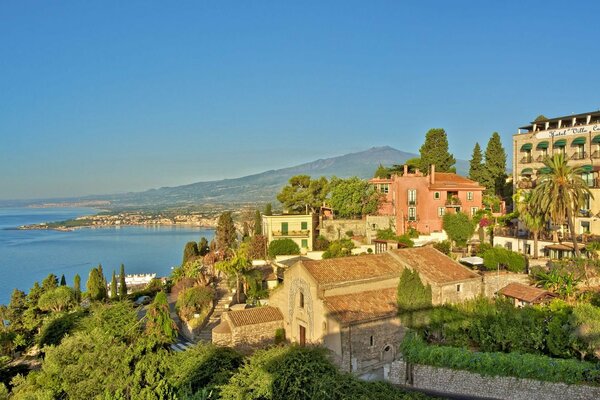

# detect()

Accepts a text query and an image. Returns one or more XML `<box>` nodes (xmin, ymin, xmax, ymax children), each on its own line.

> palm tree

<box><xmin>515</xmin><ymin>189</ymin><xmax>546</xmax><ymax>258</ymax></box>
<box><xmin>530</xmin><ymin>153</ymin><xmax>592</xmax><ymax>258</ymax></box>
<box><xmin>215</xmin><ymin>245</ymin><xmax>252</xmax><ymax>303</ymax></box>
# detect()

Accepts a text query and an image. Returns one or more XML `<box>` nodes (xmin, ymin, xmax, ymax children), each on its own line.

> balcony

<box><xmin>520</xmin><ymin>156</ymin><xmax>533</xmax><ymax>164</ymax></box>
<box><xmin>517</xmin><ymin>180</ymin><xmax>535</xmax><ymax>189</ymax></box>
<box><xmin>408</xmin><ymin>199</ymin><xmax>417</xmax><ymax>206</ymax></box>
<box><xmin>272</xmin><ymin>230</ymin><xmax>310</xmax><ymax>237</ymax></box>
<box><xmin>570</xmin><ymin>152</ymin><xmax>588</xmax><ymax>160</ymax></box>
<box><xmin>445</xmin><ymin>196</ymin><xmax>462</xmax><ymax>207</ymax></box>
<box><xmin>592</xmin><ymin>151</ymin><xmax>600</xmax><ymax>159</ymax></box>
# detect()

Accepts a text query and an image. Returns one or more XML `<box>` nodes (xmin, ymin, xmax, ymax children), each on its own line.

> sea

<box><xmin>0</xmin><ymin>207</ymin><xmax>214</xmax><ymax>305</ymax></box>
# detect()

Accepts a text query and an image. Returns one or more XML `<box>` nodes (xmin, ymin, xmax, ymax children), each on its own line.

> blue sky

<box><xmin>1</xmin><ymin>1</ymin><xmax>599</xmax><ymax>200</ymax></box>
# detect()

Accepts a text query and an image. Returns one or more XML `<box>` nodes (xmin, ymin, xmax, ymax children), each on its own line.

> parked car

<box><xmin>134</xmin><ymin>295</ymin><xmax>151</xmax><ymax>306</ymax></box>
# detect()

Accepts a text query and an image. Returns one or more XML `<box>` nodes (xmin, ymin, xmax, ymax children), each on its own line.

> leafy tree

<box><xmin>373</xmin><ymin>163</ymin><xmax>390</xmax><ymax>178</ymax></box>
<box><xmin>531</xmin><ymin>153</ymin><xmax>592</xmax><ymax>259</ymax></box>
<box><xmin>405</xmin><ymin>158</ymin><xmax>421</xmax><ymax>173</ymax></box>
<box><xmin>277</xmin><ymin>175</ymin><xmax>328</xmax><ymax>214</ymax></box>
<box><xmin>248</xmin><ymin>234</ymin><xmax>268</xmax><ymax>260</ymax></box>
<box><xmin>570</xmin><ymin>303</ymin><xmax>600</xmax><ymax>361</ymax></box>
<box><xmin>481</xmin><ymin>247</ymin><xmax>526</xmax><ymax>273</ymax></box>
<box><xmin>182</xmin><ymin>241</ymin><xmax>200</xmax><ymax>265</ymax></box>
<box><xmin>322</xmin><ymin>239</ymin><xmax>355</xmax><ymax>259</ymax></box>
<box><xmin>145</xmin><ymin>291</ymin><xmax>177</xmax><ymax>345</ymax></box>
<box><xmin>110</xmin><ymin>271</ymin><xmax>118</xmax><ymax>300</ymax></box>
<box><xmin>328</xmin><ymin>177</ymin><xmax>381</xmax><ymax>218</ymax></box>
<box><xmin>26</xmin><ymin>282</ymin><xmax>43</xmax><ymax>309</ymax></box>
<box><xmin>86</xmin><ymin>266</ymin><xmax>107</xmax><ymax>301</ymax></box>
<box><xmin>442</xmin><ymin>212</ymin><xmax>475</xmax><ymax>247</ymax></box>
<box><xmin>515</xmin><ymin>189</ymin><xmax>545</xmax><ymax>258</ymax></box>
<box><xmin>198</xmin><ymin>237</ymin><xmax>210</xmax><ymax>256</ymax></box>
<box><xmin>41</xmin><ymin>274</ymin><xmax>58</xmax><ymax>293</ymax></box>
<box><xmin>216</xmin><ymin>212</ymin><xmax>237</xmax><ymax>254</ymax></box>
<box><xmin>38</xmin><ymin>286</ymin><xmax>76</xmax><ymax>313</ymax></box>
<box><xmin>216</xmin><ymin>246</ymin><xmax>252</xmax><ymax>303</ymax></box>
<box><xmin>484</xmin><ymin>132</ymin><xmax>507</xmax><ymax>196</ymax></box>
<box><xmin>418</xmin><ymin>128</ymin><xmax>456</xmax><ymax>173</ymax></box>
<box><xmin>59</xmin><ymin>274</ymin><xmax>67</xmax><ymax>286</ymax></box>
<box><xmin>119</xmin><ymin>264</ymin><xmax>127</xmax><ymax>299</ymax></box>
<box><xmin>267</xmin><ymin>239</ymin><xmax>300</xmax><ymax>258</ymax></box>
<box><xmin>253</xmin><ymin>210</ymin><xmax>262</xmax><ymax>235</ymax></box>
<box><xmin>73</xmin><ymin>275</ymin><xmax>81</xmax><ymax>302</ymax></box>
<box><xmin>468</xmin><ymin>142</ymin><xmax>486</xmax><ymax>185</ymax></box>
<box><xmin>264</xmin><ymin>203</ymin><xmax>272</xmax><ymax>216</ymax></box>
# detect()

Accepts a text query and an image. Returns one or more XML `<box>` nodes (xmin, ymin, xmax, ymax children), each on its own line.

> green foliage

<box><xmin>73</xmin><ymin>274</ymin><xmax>81</xmax><ymax>302</ymax></box>
<box><xmin>432</xmin><ymin>240</ymin><xmax>451</xmax><ymax>255</ymax></box>
<box><xmin>59</xmin><ymin>275</ymin><xmax>66</xmax><ymax>287</ymax></box>
<box><xmin>532</xmin><ymin>268</ymin><xmax>580</xmax><ymax>299</ymax></box>
<box><xmin>468</xmin><ymin>142</ymin><xmax>485</xmax><ymax>184</ymax></box>
<box><xmin>198</xmin><ymin>237</ymin><xmax>210</xmax><ymax>257</ymax></box>
<box><xmin>176</xmin><ymin>286</ymin><xmax>214</xmax><ymax>322</ymax></box>
<box><xmin>313</xmin><ymin>235</ymin><xmax>330</xmax><ymax>251</ymax></box>
<box><xmin>277</xmin><ymin>175</ymin><xmax>328</xmax><ymax>214</ymax></box>
<box><xmin>345</xmin><ymin>230</ymin><xmax>354</xmax><ymax>237</ymax></box>
<box><xmin>216</xmin><ymin>212</ymin><xmax>237</xmax><ymax>253</ymax></box>
<box><xmin>401</xmin><ymin>333</ymin><xmax>600</xmax><ymax>385</ymax></box>
<box><xmin>119</xmin><ymin>264</ymin><xmax>127</xmax><ymax>300</ymax></box>
<box><xmin>264</xmin><ymin>203</ymin><xmax>273</xmax><ymax>216</ymax></box>
<box><xmin>418</xmin><ymin>128</ymin><xmax>456</xmax><ymax>173</ymax></box>
<box><xmin>322</xmin><ymin>239</ymin><xmax>355</xmax><ymax>259</ymax></box>
<box><xmin>274</xmin><ymin>328</ymin><xmax>286</xmax><ymax>345</ymax></box>
<box><xmin>375</xmin><ymin>228</ymin><xmax>415</xmax><ymax>247</ymax></box>
<box><xmin>268</xmin><ymin>239</ymin><xmax>300</xmax><ymax>258</ymax></box>
<box><xmin>41</xmin><ymin>274</ymin><xmax>59</xmax><ymax>293</ymax></box>
<box><xmin>442</xmin><ymin>212</ymin><xmax>475</xmax><ymax>247</ymax></box>
<box><xmin>253</xmin><ymin>210</ymin><xmax>262</xmax><ymax>236</ymax></box>
<box><xmin>86</xmin><ymin>265</ymin><xmax>107</xmax><ymax>301</ymax></box>
<box><xmin>145</xmin><ymin>292</ymin><xmax>178</xmax><ymax>345</ymax></box>
<box><xmin>570</xmin><ymin>303</ymin><xmax>600</xmax><ymax>361</ymax></box>
<box><xmin>248</xmin><ymin>234</ymin><xmax>268</xmax><ymax>260</ymax></box>
<box><xmin>183</xmin><ymin>241</ymin><xmax>200</xmax><ymax>266</ymax></box>
<box><xmin>37</xmin><ymin>286</ymin><xmax>76</xmax><ymax>313</ymax></box>
<box><xmin>110</xmin><ymin>271</ymin><xmax>118</xmax><ymax>300</ymax></box>
<box><xmin>327</xmin><ymin>177</ymin><xmax>380</xmax><ymax>218</ymax></box>
<box><xmin>397</xmin><ymin>269</ymin><xmax>432</xmax><ymax>328</ymax></box>
<box><xmin>481</xmin><ymin>247</ymin><xmax>526</xmax><ymax>273</ymax></box>
<box><xmin>483</xmin><ymin>132</ymin><xmax>507</xmax><ymax>196</ymax></box>
<box><xmin>215</xmin><ymin>246</ymin><xmax>253</xmax><ymax>303</ymax></box>
<box><xmin>373</xmin><ymin>163</ymin><xmax>390</xmax><ymax>179</ymax></box>
<box><xmin>37</xmin><ymin>311</ymin><xmax>82</xmax><ymax>348</ymax></box>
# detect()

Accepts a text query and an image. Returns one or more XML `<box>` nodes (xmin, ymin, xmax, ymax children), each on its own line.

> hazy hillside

<box><xmin>100</xmin><ymin>146</ymin><xmax>469</xmax><ymax>207</ymax></box>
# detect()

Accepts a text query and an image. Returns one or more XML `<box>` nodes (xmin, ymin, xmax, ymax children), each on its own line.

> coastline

<box><xmin>18</xmin><ymin>221</ymin><xmax>218</xmax><ymax>232</ymax></box>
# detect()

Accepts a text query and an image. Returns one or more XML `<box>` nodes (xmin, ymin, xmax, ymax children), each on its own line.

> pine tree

<box><xmin>60</xmin><ymin>274</ymin><xmax>67</xmax><ymax>286</ymax></box>
<box><xmin>119</xmin><ymin>264</ymin><xmax>127</xmax><ymax>299</ymax></box>
<box><xmin>110</xmin><ymin>271</ymin><xmax>118</xmax><ymax>300</ymax></box>
<box><xmin>216</xmin><ymin>212</ymin><xmax>237</xmax><ymax>254</ymax></box>
<box><xmin>484</xmin><ymin>132</ymin><xmax>507</xmax><ymax>196</ymax></box>
<box><xmin>468</xmin><ymin>142</ymin><xmax>486</xmax><ymax>184</ymax></box>
<box><xmin>419</xmin><ymin>128</ymin><xmax>456</xmax><ymax>173</ymax></box>
<box><xmin>73</xmin><ymin>274</ymin><xmax>81</xmax><ymax>302</ymax></box>
<box><xmin>373</xmin><ymin>164</ymin><xmax>390</xmax><ymax>178</ymax></box>
<box><xmin>41</xmin><ymin>274</ymin><xmax>58</xmax><ymax>293</ymax></box>
<box><xmin>253</xmin><ymin>210</ymin><xmax>262</xmax><ymax>235</ymax></box>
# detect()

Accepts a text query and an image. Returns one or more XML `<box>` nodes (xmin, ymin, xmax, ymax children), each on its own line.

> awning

<box><xmin>520</xmin><ymin>143</ymin><xmax>532</xmax><ymax>151</ymax></box>
<box><xmin>459</xmin><ymin>256</ymin><xmax>484</xmax><ymax>266</ymax></box>
<box><xmin>580</xmin><ymin>165</ymin><xmax>593</xmax><ymax>173</ymax></box>
<box><xmin>536</xmin><ymin>141</ymin><xmax>549</xmax><ymax>149</ymax></box>
<box><xmin>554</xmin><ymin>139</ymin><xmax>567</xmax><ymax>147</ymax></box>
<box><xmin>521</xmin><ymin>168</ymin><xmax>533</xmax><ymax>176</ymax></box>
<box><xmin>539</xmin><ymin>167</ymin><xmax>552</xmax><ymax>174</ymax></box>
<box><xmin>593</xmin><ymin>135</ymin><xmax>600</xmax><ymax>144</ymax></box>
<box><xmin>572</xmin><ymin>137</ymin><xmax>586</xmax><ymax>145</ymax></box>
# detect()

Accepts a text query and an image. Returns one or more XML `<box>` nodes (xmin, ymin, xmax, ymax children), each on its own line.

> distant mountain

<box><xmin>98</xmin><ymin>146</ymin><xmax>469</xmax><ymax>207</ymax></box>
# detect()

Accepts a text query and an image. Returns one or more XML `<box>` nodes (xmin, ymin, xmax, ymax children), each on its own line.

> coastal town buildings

<box><xmin>261</xmin><ymin>213</ymin><xmax>318</xmax><ymax>252</ymax></box>
<box><xmin>369</xmin><ymin>165</ymin><xmax>484</xmax><ymax>235</ymax></box>
<box><xmin>513</xmin><ymin>111</ymin><xmax>600</xmax><ymax>236</ymax></box>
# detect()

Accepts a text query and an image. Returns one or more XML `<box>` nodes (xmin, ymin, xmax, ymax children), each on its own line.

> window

<box><xmin>434</xmin><ymin>191</ymin><xmax>440</xmax><ymax>200</ymax></box>
<box><xmin>299</xmin><ymin>292</ymin><xmax>304</xmax><ymax>308</ymax></box>
<box><xmin>380</xmin><ymin>183</ymin><xmax>389</xmax><ymax>194</ymax></box>
<box><xmin>583</xmin><ymin>193</ymin><xmax>591</xmax><ymax>210</ymax></box>
<box><xmin>456</xmin><ymin>284</ymin><xmax>462</xmax><ymax>293</ymax></box>
<box><xmin>505</xmin><ymin>242</ymin><xmax>513</xmax><ymax>251</ymax></box>
<box><xmin>467</xmin><ymin>192</ymin><xmax>473</xmax><ymax>201</ymax></box>
<box><xmin>471</xmin><ymin>207</ymin><xmax>478</xmax><ymax>216</ymax></box>
<box><xmin>438</xmin><ymin>207</ymin><xmax>445</xmax><ymax>217</ymax></box>
<box><xmin>408</xmin><ymin>207</ymin><xmax>416</xmax><ymax>221</ymax></box>
<box><xmin>408</xmin><ymin>189</ymin><xmax>417</xmax><ymax>205</ymax></box>
<box><xmin>301</xmin><ymin>221</ymin><xmax>308</xmax><ymax>230</ymax></box>
<box><xmin>369</xmin><ymin>335</ymin><xmax>374</xmax><ymax>347</ymax></box>
<box><xmin>281</xmin><ymin>222</ymin><xmax>288</xmax><ymax>235</ymax></box>
<box><xmin>301</xmin><ymin>239</ymin><xmax>308</xmax><ymax>248</ymax></box>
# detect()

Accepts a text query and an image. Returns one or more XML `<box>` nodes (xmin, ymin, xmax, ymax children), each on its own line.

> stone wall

<box><xmin>388</xmin><ymin>360</ymin><xmax>600</xmax><ymax>400</ymax></box>
<box><xmin>365</xmin><ymin>215</ymin><xmax>395</xmax><ymax>243</ymax></box>
<box><xmin>481</xmin><ymin>272</ymin><xmax>530</xmax><ymax>298</ymax></box>
<box><xmin>320</xmin><ymin>219</ymin><xmax>366</xmax><ymax>241</ymax></box>
<box><xmin>339</xmin><ymin>318</ymin><xmax>405</xmax><ymax>374</ymax></box>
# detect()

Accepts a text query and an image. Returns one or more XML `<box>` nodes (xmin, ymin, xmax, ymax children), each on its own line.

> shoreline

<box><xmin>18</xmin><ymin>222</ymin><xmax>217</xmax><ymax>232</ymax></box>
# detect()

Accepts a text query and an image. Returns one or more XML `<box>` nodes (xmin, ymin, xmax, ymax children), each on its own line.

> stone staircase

<box><xmin>196</xmin><ymin>279</ymin><xmax>233</xmax><ymax>342</ymax></box>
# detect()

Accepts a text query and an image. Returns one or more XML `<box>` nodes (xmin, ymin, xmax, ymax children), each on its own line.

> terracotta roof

<box><xmin>430</xmin><ymin>172</ymin><xmax>484</xmax><ymax>190</ymax></box>
<box><xmin>276</xmin><ymin>256</ymin><xmax>313</xmax><ymax>267</ymax></box>
<box><xmin>323</xmin><ymin>288</ymin><xmax>398</xmax><ymax>325</ymax></box>
<box><xmin>227</xmin><ymin>306</ymin><xmax>283</xmax><ymax>327</ymax></box>
<box><xmin>300</xmin><ymin>253</ymin><xmax>405</xmax><ymax>286</ymax></box>
<box><xmin>389</xmin><ymin>247</ymin><xmax>480</xmax><ymax>284</ymax></box>
<box><xmin>498</xmin><ymin>283</ymin><xmax>557</xmax><ymax>304</ymax></box>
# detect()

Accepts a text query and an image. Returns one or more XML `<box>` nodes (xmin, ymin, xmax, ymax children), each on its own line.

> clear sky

<box><xmin>1</xmin><ymin>1</ymin><xmax>599</xmax><ymax>200</ymax></box>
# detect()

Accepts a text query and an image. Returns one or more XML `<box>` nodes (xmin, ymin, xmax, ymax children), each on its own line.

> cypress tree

<box><xmin>373</xmin><ymin>164</ymin><xmax>390</xmax><ymax>179</ymax></box>
<box><xmin>253</xmin><ymin>210</ymin><xmax>262</xmax><ymax>236</ymax></box>
<box><xmin>397</xmin><ymin>269</ymin><xmax>432</xmax><ymax>328</ymax></box>
<box><xmin>198</xmin><ymin>237</ymin><xmax>210</xmax><ymax>256</ymax></box>
<box><xmin>60</xmin><ymin>274</ymin><xmax>67</xmax><ymax>286</ymax></box>
<box><xmin>264</xmin><ymin>203</ymin><xmax>272</xmax><ymax>216</ymax></box>
<box><xmin>419</xmin><ymin>128</ymin><xmax>456</xmax><ymax>173</ymax></box>
<box><xmin>119</xmin><ymin>264</ymin><xmax>127</xmax><ymax>299</ymax></box>
<box><xmin>182</xmin><ymin>241</ymin><xmax>199</xmax><ymax>265</ymax></box>
<box><xmin>86</xmin><ymin>266</ymin><xmax>107</xmax><ymax>301</ymax></box>
<box><xmin>484</xmin><ymin>132</ymin><xmax>507</xmax><ymax>196</ymax></box>
<box><xmin>216</xmin><ymin>212</ymin><xmax>237</xmax><ymax>253</ymax></box>
<box><xmin>73</xmin><ymin>274</ymin><xmax>81</xmax><ymax>302</ymax></box>
<box><xmin>468</xmin><ymin>142</ymin><xmax>486</xmax><ymax>184</ymax></box>
<box><xmin>110</xmin><ymin>271</ymin><xmax>118</xmax><ymax>300</ymax></box>
<box><xmin>145</xmin><ymin>291</ymin><xmax>178</xmax><ymax>344</ymax></box>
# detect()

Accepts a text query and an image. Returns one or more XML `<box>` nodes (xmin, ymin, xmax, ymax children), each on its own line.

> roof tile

<box><xmin>227</xmin><ymin>306</ymin><xmax>283</xmax><ymax>327</ymax></box>
<box><xmin>323</xmin><ymin>288</ymin><xmax>398</xmax><ymax>325</ymax></box>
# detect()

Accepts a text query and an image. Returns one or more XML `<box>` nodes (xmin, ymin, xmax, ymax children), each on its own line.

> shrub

<box><xmin>314</xmin><ymin>235</ymin><xmax>330</xmax><ymax>251</ymax></box>
<box><xmin>442</xmin><ymin>212</ymin><xmax>475</xmax><ymax>247</ymax></box>
<box><xmin>375</xmin><ymin>228</ymin><xmax>414</xmax><ymax>248</ymax></box>
<box><xmin>268</xmin><ymin>239</ymin><xmax>300</xmax><ymax>258</ymax></box>
<box><xmin>176</xmin><ymin>286</ymin><xmax>215</xmax><ymax>323</ymax></box>
<box><xmin>274</xmin><ymin>328</ymin><xmax>286</xmax><ymax>345</ymax></box>
<box><xmin>476</xmin><ymin>242</ymin><xmax>493</xmax><ymax>256</ymax></box>
<box><xmin>482</xmin><ymin>247</ymin><xmax>526</xmax><ymax>272</ymax></box>
<box><xmin>433</xmin><ymin>241</ymin><xmax>451</xmax><ymax>255</ymax></box>
<box><xmin>322</xmin><ymin>239</ymin><xmax>355</xmax><ymax>259</ymax></box>
<box><xmin>345</xmin><ymin>230</ymin><xmax>354</xmax><ymax>238</ymax></box>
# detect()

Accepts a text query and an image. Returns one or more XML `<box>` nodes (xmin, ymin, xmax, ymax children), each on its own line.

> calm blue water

<box><xmin>0</xmin><ymin>207</ymin><xmax>214</xmax><ymax>305</ymax></box>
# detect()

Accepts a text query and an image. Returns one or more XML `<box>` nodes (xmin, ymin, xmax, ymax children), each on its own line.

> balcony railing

<box><xmin>592</xmin><ymin>150</ymin><xmax>600</xmax><ymax>159</ymax></box>
<box><xmin>570</xmin><ymin>152</ymin><xmax>588</xmax><ymax>160</ymax></box>
<box><xmin>520</xmin><ymin>156</ymin><xmax>532</xmax><ymax>164</ymax></box>
<box><xmin>517</xmin><ymin>180</ymin><xmax>535</xmax><ymax>189</ymax></box>
<box><xmin>272</xmin><ymin>230</ymin><xmax>310</xmax><ymax>237</ymax></box>
<box><xmin>408</xmin><ymin>199</ymin><xmax>417</xmax><ymax>206</ymax></box>
<box><xmin>445</xmin><ymin>197</ymin><xmax>462</xmax><ymax>207</ymax></box>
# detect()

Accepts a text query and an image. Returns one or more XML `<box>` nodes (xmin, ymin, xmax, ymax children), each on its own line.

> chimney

<box><xmin>403</xmin><ymin>164</ymin><xmax>408</xmax><ymax>176</ymax></box>
<box><xmin>430</xmin><ymin>164</ymin><xmax>436</xmax><ymax>184</ymax></box>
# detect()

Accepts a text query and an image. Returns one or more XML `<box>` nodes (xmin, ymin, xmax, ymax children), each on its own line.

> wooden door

<box><xmin>299</xmin><ymin>325</ymin><xmax>306</xmax><ymax>346</ymax></box>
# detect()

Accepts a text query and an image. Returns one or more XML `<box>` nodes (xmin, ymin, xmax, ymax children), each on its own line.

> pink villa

<box><xmin>370</xmin><ymin>165</ymin><xmax>484</xmax><ymax>235</ymax></box>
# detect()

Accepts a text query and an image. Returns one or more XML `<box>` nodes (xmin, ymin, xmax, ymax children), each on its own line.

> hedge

<box><xmin>482</xmin><ymin>247</ymin><xmax>526</xmax><ymax>272</ymax></box>
<box><xmin>400</xmin><ymin>333</ymin><xmax>600</xmax><ymax>385</ymax></box>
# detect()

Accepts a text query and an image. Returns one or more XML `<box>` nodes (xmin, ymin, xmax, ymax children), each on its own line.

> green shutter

<box><xmin>520</xmin><ymin>143</ymin><xmax>532</xmax><ymax>151</ymax></box>
<box><xmin>554</xmin><ymin>139</ymin><xmax>566</xmax><ymax>147</ymax></box>
<box><xmin>539</xmin><ymin>167</ymin><xmax>552</xmax><ymax>174</ymax></box>
<box><xmin>572</xmin><ymin>137</ymin><xmax>586</xmax><ymax>145</ymax></box>
<box><xmin>536</xmin><ymin>141</ymin><xmax>549</xmax><ymax>149</ymax></box>
<box><xmin>592</xmin><ymin>135</ymin><xmax>600</xmax><ymax>143</ymax></box>
<box><xmin>301</xmin><ymin>221</ymin><xmax>308</xmax><ymax>230</ymax></box>
<box><xmin>580</xmin><ymin>165</ymin><xmax>593</xmax><ymax>173</ymax></box>
<box><xmin>281</xmin><ymin>222</ymin><xmax>288</xmax><ymax>235</ymax></box>
<box><xmin>521</xmin><ymin>168</ymin><xmax>533</xmax><ymax>176</ymax></box>
<box><xmin>301</xmin><ymin>239</ymin><xmax>308</xmax><ymax>248</ymax></box>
